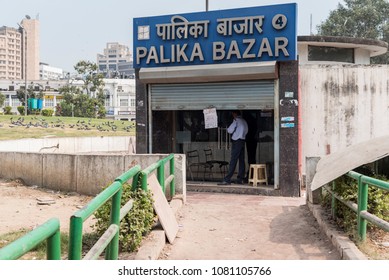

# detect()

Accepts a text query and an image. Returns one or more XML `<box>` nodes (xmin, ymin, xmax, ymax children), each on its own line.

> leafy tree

<box><xmin>16</xmin><ymin>85</ymin><xmax>44</xmax><ymax>106</ymax></box>
<box><xmin>0</xmin><ymin>92</ymin><xmax>5</xmax><ymax>108</ymax></box>
<box><xmin>74</xmin><ymin>60</ymin><xmax>105</xmax><ymax>97</ymax></box>
<box><xmin>317</xmin><ymin>0</ymin><xmax>389</xmax><ymax>64</ymax></box>
<box><xmin>58</xmin><ymin>61</ymin><xmax>106</xmax><ymax>118</ymax></box>
<box><xmin>15</xmin><ymin>85</ymin><xmax>45</xmax><ymax>115</ymax></box>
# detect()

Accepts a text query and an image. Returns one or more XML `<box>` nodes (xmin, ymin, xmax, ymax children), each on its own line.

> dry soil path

<box><xmin>160</xmin><ymin>192</ymin><xmax>341</xmax><ymax>260</ymax></box>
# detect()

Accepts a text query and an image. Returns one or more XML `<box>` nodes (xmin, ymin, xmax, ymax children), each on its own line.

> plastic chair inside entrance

<box><xmin>248</xmin><ymin>164</ymin><xmax>268</xmax><ymax>187</ymax></box>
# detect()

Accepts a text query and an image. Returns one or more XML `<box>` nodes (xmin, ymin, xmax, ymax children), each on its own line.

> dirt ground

<box><xmin>1</xmin><ymin>178</ymin><xmax>387</xmax><ymax>260</ymax></box>
<box><xmin>0</xmin><ymin>179</ymin><xmax>95</xmax><ymax>236</ymax></box>
<box><xmin>160</xmin><ymin>192</ymin><xmax>341</xmax><ymax>260</ymax></box>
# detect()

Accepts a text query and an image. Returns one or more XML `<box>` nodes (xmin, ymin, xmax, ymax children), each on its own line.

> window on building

<box><xmin>105</xmin><ymin>95</ymin><xmax>110</xmax><ymax>107</ymax></box>
<box><xmin>45</xmin><ymin>98</ymin><xmax>54</xmax><ymax>107</ymax></box>
<box><xmin>308</xmin><ymin>46</ymin><xmax>355</xmax><ymax>63</ymax></box>
<box><xmin>11</xmin><ymin>96</ymin><xmax>21</xmax><ymax>106</ymax></box>
<box><xmin>120</xmin><ymin>98</ymin><xmax>128</xmax><ymax>107</ymax></box>
<box><xmin>130</xmin><ymin>98</ymin><xmax>135</xmax><ymax>107</ymax></box>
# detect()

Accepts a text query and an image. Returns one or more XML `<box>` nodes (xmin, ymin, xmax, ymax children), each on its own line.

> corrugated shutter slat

<box><xmin>150</xmin><ymin>81</ymin><xmax>274</xmax><ymax>110</ymax></box>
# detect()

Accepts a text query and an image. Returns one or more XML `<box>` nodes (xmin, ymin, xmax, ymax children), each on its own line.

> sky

<box><xmin>2</xmin><ymin>0</ymin><xmax>344</xmax><ymax>73</ymax></box>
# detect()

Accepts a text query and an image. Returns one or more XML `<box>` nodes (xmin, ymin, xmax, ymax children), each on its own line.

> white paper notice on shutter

<box><xmin>203</xmin><ymin>108</ymin><xmax>218</xmax><ymax>129</ymax></box>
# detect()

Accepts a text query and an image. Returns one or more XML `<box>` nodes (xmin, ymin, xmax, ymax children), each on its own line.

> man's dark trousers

<box><xmin>224</xmin><ymin>139</ymin><xmax>245</xmax><ymax>183</ymax></box>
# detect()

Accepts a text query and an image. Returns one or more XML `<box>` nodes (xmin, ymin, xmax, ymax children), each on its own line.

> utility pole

<box><xmin>206</xmin><ymin>0</ymin><xmax>209</xmax><ymax>12</ymax></box>
<box><xmin>18</xmin><ymin>21</ymin><xmax>28</xmax><ymax>116</ymax></box>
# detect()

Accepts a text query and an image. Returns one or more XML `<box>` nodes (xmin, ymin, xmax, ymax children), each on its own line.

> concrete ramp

<box><xmin>311</xmin><ymin>135</ymin><xmax>389</xmax><ymax>190</ymax></box>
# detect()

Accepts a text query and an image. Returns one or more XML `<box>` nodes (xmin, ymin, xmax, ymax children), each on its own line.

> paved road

<box><xmin>160</xmin><ymin>192</ymin><xmax>341</xmax><ymax>260</ymax></box>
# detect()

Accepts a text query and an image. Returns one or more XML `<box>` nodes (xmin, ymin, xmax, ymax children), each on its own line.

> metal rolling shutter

<box><xmin>150</xmin><ymin>80</ymin><xmax>274</xmax><ymax>110</ymax></box>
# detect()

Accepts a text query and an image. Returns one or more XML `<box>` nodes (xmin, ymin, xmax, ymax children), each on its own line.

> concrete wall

<box><xmin>0</xmin><ymin>136</ymin><xmax>136</xmax><ymax>154</ymax></box>
<box><xmin>300</xmin><ymin>64</ymin><xmax>389</xmax><ymax>175</ymax></box>
<box><xmin>0</xmin><ymin>152</ymin><xmax>186</xmax><ymax>198</ymax></box>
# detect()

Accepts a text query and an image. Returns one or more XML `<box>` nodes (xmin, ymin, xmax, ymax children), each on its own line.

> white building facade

<box><xmin>0</xmin><ymin>78</ymin><xmax>135</xmax><ymax>120</ymax></box>
<box><xmin>39</xmin><ymin>63</ymin><xmax>65</xmax><ymax>80</ymax></box>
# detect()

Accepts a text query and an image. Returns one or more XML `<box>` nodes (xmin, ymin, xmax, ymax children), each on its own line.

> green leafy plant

<box><xmin>4</xmin><ymin>106</ymin><xmax>12</xmax><ymax>115</ymax></box>
<box><xmin>93</xmin><ymin>183</ymin><xmax>155</xmax><ymax>252</ymax></box>
<box><xmin>323</xmin><ymin>165</ymin><xmax>389</xmax><ymax>236</ymax></box>
<box><xmin>17</xmin><ymin>106</ymin><xmax>25</xmax><ymax>115</ymax></box>
<box><xmin>41</xmin><ymin>108</ymin><xmax>54</xmax><ymax>117</ymax></box>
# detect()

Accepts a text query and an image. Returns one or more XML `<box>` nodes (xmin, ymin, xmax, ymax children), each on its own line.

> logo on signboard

<box><xmin>133</xmin><ymin>3</ymin><xmax>297</xmax><ymax>68</ymax></box>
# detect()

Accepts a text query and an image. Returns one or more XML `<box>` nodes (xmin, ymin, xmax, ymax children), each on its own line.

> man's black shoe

<box><xmin>234</xmin><ymin>180</ymin><xmax>243</xmax><ymax>184</ymax></box>
<box><xmin>217</xmin><ymin>181</ymin><xmax>231</xmax><ymax>185</ymax></box>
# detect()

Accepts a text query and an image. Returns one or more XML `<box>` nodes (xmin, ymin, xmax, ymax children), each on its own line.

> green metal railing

<box><xmin>0</xmin><ymin>218</ymin><xmax>61</xmax><ymax>260</ymax></box>
<box><xmin>0</xmin><ymin>154</ymin><xmax>177</xmax><ymax>260</ymax></box>
<box><xmin>326</xmin><ymin>171</ymin><xmax>389</xmax><ymax>241</ymax></box>
<box><xmin>140</xmin><ymin>154</ymin><xmax>175</xmax><ymax>197</ymax></box>
<box><xmin>68</xmin><ymin>165</ymin><xmax>141</xmax><ymax>260</ymax></box>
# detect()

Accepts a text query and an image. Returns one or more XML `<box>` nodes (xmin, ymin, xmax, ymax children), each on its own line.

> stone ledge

<box><xmin>134</xmin><ymin>230</ymin><xmax>166</xmax><ymax>260</ymax></box>
<box><xmin>134</xmin><ymin>197</ymin><xmax>183</xmax><ymax>260</ymax></box>
<box><xmin>308</xmin><ymin>203</ymin><xmax>368</xmax><ymax>260</ymax></box>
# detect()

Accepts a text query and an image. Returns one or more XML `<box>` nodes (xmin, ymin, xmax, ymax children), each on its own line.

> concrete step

<box><xmin>187</xmin><ymin>181</ymin><xmax>280</xmax><ymax>196</ymax></box>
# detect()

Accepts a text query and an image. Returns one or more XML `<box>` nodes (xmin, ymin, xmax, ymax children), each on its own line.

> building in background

<box><xmin>0</xmin><ymin>78</ymin><xmax>135</xmax><ymax>120</ymax></box>
<box><xmin>39</xmin><ymin>62</ymin><xmax>65</xmax><ymax>80</ymax></box>
<box><xmin>0</xmin><ymin>26</ymin><xmax>22</xmax><ymax>80</ymax></box>
<box><xmin>0</xmin><ymin>17</ymin><xmax>40</xmax><ymax>81</ymax></box>
<box><xmin>97</xmin><ymin>42</ymin><xmax>134</xmax><ymax>78</ymax></box>
<box><xmin>20</xmin><ymin>17</ymin><xmax>40</xmax><ymax>81</ymax></box>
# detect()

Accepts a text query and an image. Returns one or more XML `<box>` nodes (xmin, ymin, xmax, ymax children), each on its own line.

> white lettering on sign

<box><xmin>212</xmin><ymin>37</ymin><xmax>289</xmax><ymax>61</ymax></box>
<box><xmin>136</xmin><ymin>12</ymin><xmax>293</xmax><ymax>65</ymax></box>
<box><xmin>242</xmin><ymin>39</ymin><xmax>256</xmax><ymax>59</ymax></box>
<box><xmin>136</xmin><ymin>37</ymin><xmax>289</xmax><ymax>65</ymax></box>
<box><xmin>156</xmin><ymin>15</ymin><xmax>210</xmax><ymax>40</ymax></box>
<box><xmin>216</xmin><ymin>15</ymin><xmax>265</xmax><ymax>36</ymax></box>
<box><xmin>137</xmin><ymin>43</ymin><xmax>205</xmax><ymax>64</ymax></box>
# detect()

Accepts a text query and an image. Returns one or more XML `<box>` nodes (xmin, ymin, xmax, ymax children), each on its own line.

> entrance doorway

<box><xmin>152</xmin><ymin>109</ymin><xmax>275</xmax><ymax>184</ymax></box>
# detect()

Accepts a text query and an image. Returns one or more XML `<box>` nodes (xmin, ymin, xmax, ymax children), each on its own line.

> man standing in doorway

<box><xmin>218</xmin><ymin>110</ymin><xmax>248</xmax><ymax>185</ymax></box>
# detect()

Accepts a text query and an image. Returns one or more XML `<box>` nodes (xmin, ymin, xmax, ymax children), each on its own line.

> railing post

<box><xmin>357</xmin><ymin>176</ymin><xmax>368</xmax><ymax>242</ymax></box>
<box><xmin>170</xmin><ymin>156</ymin><xmax>175</xmax><ymax>197</ymax></box>
<box><xmin>331</xmin><ymin>180</ymin><xmax>337</xmax><ymax>219</ymax></box>
<box><xmin>132</xmin><ymin>172</ymin><xmax>140</xmax><ymax>191</ymax></box>
<box><xmin>47</xmin><ymin>229</ymin><xmax>61</xmax><ymax>260</ymax></box>
<box><xmin>157</xmin><ymin>163</ymin><xmax>165</xmax><ymax>193</ymax></box>
<box><xmin>68</xmin><ymin>216</ymin><xmax>84</xmax><ymax>260</ymax></box>
<box><xmin>141</xmin><ymin>172</ymin><xmax>148</xmax><ymax>191</ymax></box>
<box><xmin>106</xmin><ymin>188</ymin><xmax>122</xmax><ymax>260</ymax></box>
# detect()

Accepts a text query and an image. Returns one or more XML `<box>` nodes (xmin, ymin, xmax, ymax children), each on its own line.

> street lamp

<box><xmin>17</xmin><ymin>20</ymin><xmax>28</xmax><ymax>116</ymax></box>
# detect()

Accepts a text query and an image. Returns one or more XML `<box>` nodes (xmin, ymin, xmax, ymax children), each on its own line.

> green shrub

<box><xmin>4</xmin><ymin>106</ymin><xmax>12</xmax><ymax>115</ymax></box>
<box><xmin>42</xmin><ymin>108</ymin><xmax>54</xmax><ymax>117</ymax></box>
<box><xmin>93</xmin><ymin>183</ymin><xmax>155</xmax><ymax>252</ymax></box>
<box><xmin>17</xmin><ymin>106</ymin><xmax>25</xmax><ymax>115</ymax></box>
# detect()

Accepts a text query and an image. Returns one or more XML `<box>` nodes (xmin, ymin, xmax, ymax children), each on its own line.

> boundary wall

<box><xmin>0</xmin><ymin>136</ymin><xmax>136</xmax><ymax>154</ymax></box>
<box><xmin>0</xmin><ymin>137</ymin><xmax>185</xmax><ymax>197</ymax></box>
<box><xmin>0</xmin><ymin>152</ymin><xmax>185</xmax><ymax>197</ymax></box>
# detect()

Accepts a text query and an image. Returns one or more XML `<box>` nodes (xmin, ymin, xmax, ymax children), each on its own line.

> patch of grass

<box><xmin>0</xmin><ymin>229</ymin><xmax>69</xmax><ymax>260</ymax></box>
<box><xmin>0</xmin><ymin>115</ymin><xmax>135</xmax><ymax>140</ymax></box>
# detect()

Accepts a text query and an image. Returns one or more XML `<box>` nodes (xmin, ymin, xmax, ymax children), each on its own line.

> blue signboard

<box><xmin>133</xmin><ymin>3</ymin><xmax>297</xmax><ymax>68</ymax></box>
